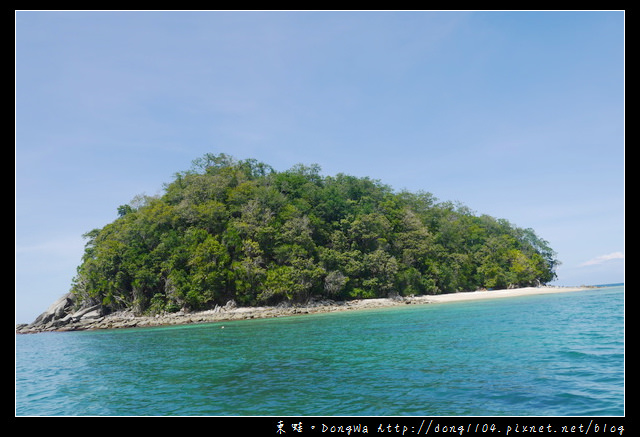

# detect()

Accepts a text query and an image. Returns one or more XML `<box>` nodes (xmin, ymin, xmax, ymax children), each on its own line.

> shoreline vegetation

<box><xmin>16</xmin><ymin>286</ymin><xmax>592</xmax><ymax>334</ymax></box>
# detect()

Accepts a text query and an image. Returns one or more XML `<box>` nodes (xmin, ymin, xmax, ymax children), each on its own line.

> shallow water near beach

<box><xmin>16</xmin><ymin>286</ymin><xmax>624</xmax><ymax>416</ymax></box>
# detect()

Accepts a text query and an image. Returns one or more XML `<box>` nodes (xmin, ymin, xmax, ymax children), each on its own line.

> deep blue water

<box><xmin>15</xmin><ymin>286</ymin><xmax>624</xmax><ymax>416</ymax></box>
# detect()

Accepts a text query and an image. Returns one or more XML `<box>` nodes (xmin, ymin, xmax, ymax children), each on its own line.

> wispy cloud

<box><xmin>580</xmin><ymin>252</ymin><xmax>624</xmax><ymax>267</ymax></box>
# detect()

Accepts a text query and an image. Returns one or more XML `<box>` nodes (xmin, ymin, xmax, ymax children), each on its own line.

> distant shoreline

<box><xmin>16</xmin><ymin>286</ymin><xmax>597</xmax><ymax>334</ymax></box>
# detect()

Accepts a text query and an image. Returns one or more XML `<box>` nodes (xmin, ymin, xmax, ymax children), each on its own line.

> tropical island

<box><xmin>17</xmin><ymin>153</ymin><xmax>564</xmax><ymax>333</ymax></box>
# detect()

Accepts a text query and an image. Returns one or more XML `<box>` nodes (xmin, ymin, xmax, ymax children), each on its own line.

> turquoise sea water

<box><xmin>15</xmin><ymin>286</ymin><xmax>624</xmax><ymax>416</ymax></box>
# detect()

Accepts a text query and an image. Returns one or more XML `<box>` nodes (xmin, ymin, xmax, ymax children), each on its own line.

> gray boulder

<box><xmin>30</xmin><ymin>292</ymin><xmax>76</xmax><ymax>326</ymax></box>
<box><xmin>70</xmin><ymin>304</ymin><xmax>103</xmax><ymax>321</ymax></box>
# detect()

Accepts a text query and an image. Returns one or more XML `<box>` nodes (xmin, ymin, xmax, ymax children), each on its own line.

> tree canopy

<box><xmin>71</xmin><ymin>153</ymin><xmax>559</xmax><ymax>314</ymax></box>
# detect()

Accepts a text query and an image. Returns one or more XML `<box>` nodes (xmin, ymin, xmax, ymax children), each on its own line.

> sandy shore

<box><xmin>17</xmin><ymin>286</ymin><xmax>591</xmax><ymax>333</ymax></box>
<box><xmin>419</xmin><ymin>286</ymin><xmax>590</xmax><ymax>303</ymax></box>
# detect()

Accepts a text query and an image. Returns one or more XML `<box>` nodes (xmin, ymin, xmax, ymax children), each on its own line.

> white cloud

<box><xmin>579</xmin><ymin>252</ymin><xmax>624</xmax><ymax>267</ymax></box>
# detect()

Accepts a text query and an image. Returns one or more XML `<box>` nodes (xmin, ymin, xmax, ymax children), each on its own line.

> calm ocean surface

<box><xmin>15</xmin><ymin>286</ymin><xmax>624</xmax><ymax>416</ymax></box>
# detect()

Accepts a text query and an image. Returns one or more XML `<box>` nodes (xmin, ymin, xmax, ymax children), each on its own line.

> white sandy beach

<box><xmin>416</xmin><ymin>286</ymin><xmax>590</xmax><ymax>303</ymax></box>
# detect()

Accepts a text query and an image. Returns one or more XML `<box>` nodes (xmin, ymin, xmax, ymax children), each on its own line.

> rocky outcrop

<box><xmin>16</xmin><ymin>293</ymin><xmax>106</xmax><ymax>334</ymax></box>
<box><xmin>16</xmin><ymin>293</ymin><xmax>430</xmax><ymax>334</ymax></box>
<box><xmin>31</xmin><ymin>292</ymin><xmax>76</xmax><ymax>325</ymax></box>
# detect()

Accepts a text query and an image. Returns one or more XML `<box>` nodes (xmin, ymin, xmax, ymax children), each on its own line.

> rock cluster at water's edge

<box><xmin>16</xmin><ymin>292</ymin><xmax>106</xmax><ymax>334</ymax></box>
<box><xmin>16</xmin><ymin>292</ymin><xmax>433</xmax><ymax>334</ymax></box>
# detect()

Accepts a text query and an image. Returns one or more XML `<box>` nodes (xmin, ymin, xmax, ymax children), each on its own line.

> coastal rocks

<box><xmin>15</xmin><ymin>293</ymin><xmax>106</xmax><ymax>334</ymax></box>
<box><xmin>60</xmin><ymin>304</ymin><xmax>104</xmax><ymax>325</ymax></box>
<box><xmin>30</xmin><ymin>292</ymin><xmax>76</xmax><ymax>326</ymax></box>
<box><xmin>16</xmin><ymin>293</ymin><xmax>438</xmax><ymax>334</ymax></box>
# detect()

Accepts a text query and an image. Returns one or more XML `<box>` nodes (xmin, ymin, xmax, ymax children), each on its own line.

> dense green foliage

<box><xmin>71</xmin><ymin>153</ymin><xmax>559</xmax><ymax>314</ymax></box>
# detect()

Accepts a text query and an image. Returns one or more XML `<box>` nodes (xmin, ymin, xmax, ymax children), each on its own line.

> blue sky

<box><xmin>15</xmin><ymin>11</ymin><xmax>624</xmax><ymax>324</ymax></box>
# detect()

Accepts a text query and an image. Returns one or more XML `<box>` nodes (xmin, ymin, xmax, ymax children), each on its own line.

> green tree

<box><xmin>69</xmin><ymin>152</ymin><xmax>560</xmax><ymax>315</ymax></box>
